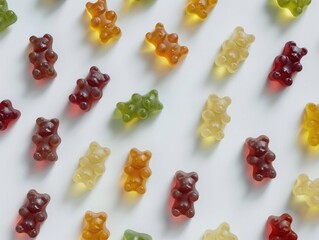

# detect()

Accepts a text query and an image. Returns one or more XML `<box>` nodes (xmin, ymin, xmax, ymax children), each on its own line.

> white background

<box><xmin>1</xmin><ymin>0</ymin><xmax>319</xmax><ymax>239</ymax></box>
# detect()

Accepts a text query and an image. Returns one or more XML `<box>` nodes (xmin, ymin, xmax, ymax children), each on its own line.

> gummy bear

<box><xmin>123</xmin><ymin>148</ymin><xmax>152</xmax><ymax>194</ymax></box>
<box><xmin>245</xmin><ymin>135</ymin><xmax>277</xmax><ymax>182</ymax></box>
<box><xmin>145</xmin><ymin>23</ymin><xmax>188</xmax><ymax>65</ymax></box>
<box><xmin>16</xmin><ymin>189</ymin><xmax>50</xmax><ymax>238</ymax></box>
<box><xmin>171</xmin><ymin>170</ymin><xmax>199</xmax><ymax>218</ymax></box>
<box><xmin>268</xmin><ymin>41</ymin><xmax>307</xmax><ymax>86</ymax></box>
<box><xmin>267</xmin><ymin>213</ymin><xmax>298</xmax><ymax>240</ymax></box>
<box><xmin>215</xmin><ymin>26</ymin><xmax>255</xmax><ymax>73</ymax></box>
<box><xmin>86</xmin><ymin>0</ymin><xmax>121</xmax><ymax>43</ymax></box>
<box><xmin>28</xmin><ymin>34</ymin><xmax>58</xmax><ymax>80</ymax></box>
<box><xmin>69</xmin><ymin>66</ymin><xmax>110</xmax><ymax>112</ymax></box>
<box><xmin>292</xmin><ymin>174</ymin><xmax>319</xmax><ymax>208</ymax></box>
<box><xmin>73</xmin><ymin>142</ymin><xmax>110</xmax><ymax>189</ymax></box>
<box><xmin>203</xmin><ymin>223</ymin><xmax>238</xmax><ymax>240</ymax></box>
<box><xmin>277</xmin><ymin>0</ymin><xmax>311</xmax><ymax>17</ymax></box>
<box><xmin>32</xmin><ymin>117</ymin><xmax>61</xmax><ymax>161</ymax></box>
<box><xmin>200</xmin><ymin>94</ymin><xmax>231</xmax><ymax>141</ymax></box>
<box><xmin>302</xmin><ymin>103</ymin><xmax>319</xmax><ymax>146</ymax></box>
<box><xmin>185</xmin><ymin>0</ymin><xmax>218</xmax><ymax>19</ymax></box>
<box><xmin>0</xmin><ymin>0</ymin><xmax>17</xmax><ymax>32</ymax></box>
<box><xmin>81</xmin><ymin>211</ymin><xmax>110</xmax><ymax>240</ymax></box>
<box><xmin>116</xmin><ymin>89</ymin><xmax>163</xmax><ymax>123</ymax></box>
<box><xmin>123</xmin><ymin>229</ymin><xmax>152</xmax><ymax>240</ymax></box>
<box><xmin>0</xmin><ymin>99</ymin><xmax>20</xmax><ymax>131</ymax></box>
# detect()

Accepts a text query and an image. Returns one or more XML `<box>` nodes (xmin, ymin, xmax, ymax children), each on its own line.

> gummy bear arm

<box><xmin>189</xmin><ymin>191</ymin><xmax>199</xmax><ymax>201</ymax></box>
<box><xmin>98</xmin><ymin>231</ymin><xmax>109</xmax><ymax>240</ymax></box>
<box><xmin>32</xmin><ymin>134</ymin><xmax>42</xmax><ymax>144</ymax></box>
<box><xmin>140</xmin><ymin>168</ymin><xmax>152</xmax><ymax>178</ymax></box>
<box><xmin>79</xmin><ymin>157</ymin><xmax>90</xmax><ymax>166</ymax></box>
<box><xmin>222</xmin><ymin>40</ymin><xmax>235</xmax><ymax>50</ymax></box>
<box><xmin>247</xmin><ymin>156</ymin><xmax>258</xmax><ymax>164</ymax></box>
<box><xmin>18</xmin><ymin>207</ymin><xmax>29</xmax><ymax>216</ymax></box>
<box><xmin>265</xmin><ymin>152</ymin><xmax>276</xmax><ymax>162</ymax></box>
<box><xmin>124</xmin><ymin>165</ymin><xmax>134</xmax><ymax>174</ymax></box>
<box><xmin>49</xmin><ymin>135</ymin><xmax>60</xmax><ymax>145</ymax></box>
<box><xmin>93</xmin><ymin>164</ymin><xmax>105</xmax><ymax>174</ymax></box>
<box><xmin>275</xmin><ymin>55</ymin><xmax>288</xmax><ymax>64</ymax></box>
<box><xmin>239</xmin><ymin>48</ymin><xmax>249</xmax><ymax>59</ymax></box>
<box><xmin>172</xmin><ymin>189</ymin><xmax>181</xmax><ymax>199</ymax></box>
<box><xmin>45</xmin><ymin>50</ymin><xmax>57</xmax><ymax>61</ymax></box>
<box><xmin>293</xmin><ymin>62</ymin><xmax>303</xmax><ymax>72</ymax></box>
<box><xmin>222</xmin><ymin>114</ymin><xmax>231</xmax><ymax>123</ymax></box>
<box><xmin>35</xmin><ymin>212</ymin><xmax>47</xmax><ymax>222</ymax></box>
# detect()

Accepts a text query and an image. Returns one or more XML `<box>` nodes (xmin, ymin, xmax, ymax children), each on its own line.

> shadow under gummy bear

<box><xmin>37</xmin><ymin>0</ymin><xmax>65</xmax><ymax>12</ymax></box>
<box><xmin>121</xmin><ymin>0</ymin><xmax>156</xmax><ymax>16</ymax></box>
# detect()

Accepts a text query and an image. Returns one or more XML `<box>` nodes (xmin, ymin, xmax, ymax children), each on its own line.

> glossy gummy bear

<box><xmin>203</xmin><ymin>223</ymin><xmax>238</xmax><ymax>240</ymax></box>
<box><xmin>73</xmin><ymin>142</ymin><xmax>110</xmax><ymax>189</ymax></box>
<box><xmin>277</xmin><ymin>0</ymin><xmax>311</xmax><ymax>17</ymax></box>
<box><xmin>32</xmin><ymin>117</ymin><xmax>61</xmax><ymax>161</ymax></box>
<box><xmin>171</xmin><ymin>171</ymin><xmax>199</xmax><ymax>218</ymax></box>
<box><xmin>0</xmin><ymin>99</ymin><xmax>20</xmax><ymax>131</ymax></box>
<box><xmin>145</xmin><ymin>22</ymin><xmax>188</xmax><ymax>65</ymax></box>
<box><xmin>215</xmin><ymin>26</ymin><xmax>255</xmax><ymax>73</ymax></box>
<box><xmin>245</xmin><ymin>135</ymin><xmax>276</xmax><ymax>182</ymax></box>
<box><xmin>268</xmin><ymin>41</ymin><xmax>307</xmax><ymax>87</ymax></box>
<box><xmin>86</xmin><ymin>0</ymin><xmax>121</xmax><ymax>43</ymax></box>
<box><xmin>185</xmin><ymin>0</ymin><xmax>218</xmax><ymax>19</ymax></box>
<box><xmin>124</xmin><ymin>148</ymin><xmax>152</xmax><ymax>194</ymax></box>
<box><xmin>69</xmin><ymin>66</ymin><xmax>110</xmax><ymax>112</ymax></box>
<box><xmin>16</xmin><ymin>190</ymin><xmax>50</xmax><ymax>238</ymax></box>
<box><xmin>81</xmin><ymin>211</ymin><xmax>110</xmax><ymax>240</ymax></box>
<box><xmin>200</xmin><ymin>94</ymin><xmax>231</xmax><ymax>141</ymax></box>
<box><xmin>116</xmin><ymin>89</ymin><xmax>163</xmax><ymax>123</ymax></box>
<box><xmin>0</xmin><ymin>0</ymin><xmax>17</xmax><ymax>32</ymax></box>
<box><xmin>301</xmin><ymin>103</ymin><xmax>319</xmax><ymax>146</ymax></box>
<box><xmin>268</xmin><ymin>213</ymin><xmax>298</xmax><ymax>240</ymax></box>
<box><xmin>293</xmin><ymin>174</ymin><xmax>319</xmax><ymax>208</ymax></box>
<box><xmin>123</xmin><ymin>229</ymin><xmax>152</xmax><ymax>240</ymax></box>
<box><xmin>29</xmin><ymin>34</ymin><xmax>58</xmax><ymax>80</ymax></box>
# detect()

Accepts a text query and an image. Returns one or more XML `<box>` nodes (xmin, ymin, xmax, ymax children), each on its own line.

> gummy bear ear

<box><xmin>223</xmin><ymin>96</ymin><xmax>231</xmax><ymax>105</ymax></box>
<box><xmin>44</xmin><ymin>34</ymin><xmax>52</xmax><ymax>42</ymax></box>
<box><xmin>144</xmin><ymin>150</ymin><xmax>152</xmax><ymax>159</ymax></box>
<box><xmin>29</xmin><ymin>36</ymin><xmax>37</xmax><ymax>43</ymax></box>
<box><xmin>90</xmin><ymin>142</ymin><xmax>99</xmax><ymax>150</ymax></box>
<box><xmin>85</xmin><ymin>212</ymin><xmax>93</xmax><ymax>221</ymax></box>
<box><xmin>90</xmin><ymin>66</ymin><xmax>99</xmax><ymax>72</ymax></box>
<box><xmin>220</xmin><ymin>223</ymin><xmax>230</xmax><ymax>232</ymax></box>
<box><xmin>156</xmin><ymin>22</ymin><xmax>164</xmax><ymax>29</ymax></box>
<box><xmin>36</xmin><ymin>117</ymin><xmax>44</xmax><ymax>125</ymax></box>
<box><xmin>176</xmin><ymin>171</ymin><xmax>185</xmax><ymax>180</ymax></box>
<box><xmin>27</xmin><ymin>190</ymin><xmax>37</xmax><ymax>199</ymax></box>
<box><xmin>234</xmin><ymin>26</ymin><xmax>244</xmax><ymax>34</ymax></box>
<box><xmin>301</xmin><ymin>48</ymin><xmax>308</xmax><ymax>56</ymax></box>
<box><xmin>99</xmin><ymin>213</ymin><xmax>107</xmax><ymax>221</ymax></box>
<box><xmin>41</xmin><ymin>195</ymin><xmax>50</xmax><ymax>204</ymax></box>
<box><xmin>282</xmin><ymin>213</ymin><xmax>292</xmax><ymax>222</ymax></box>
<box><xmin>191</xmin><ymin>173</ymin><xmax>198</xmax><ymax>182</ymax></box>
<box><xmin>51</xmin><ymin>118</ymin><xmax>59</xmax><ymax>126</ymax></box>
<box><xmin>130</xmin><ymin>148</ymin><xmax>138</xmax><ymax>157</ymax></box>
<box><xmin>260</xmin><ymin>135</ymin><xmax>269</xmax><ymax>143</ymax></box>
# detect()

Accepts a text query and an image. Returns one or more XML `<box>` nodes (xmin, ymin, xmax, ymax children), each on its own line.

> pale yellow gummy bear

<box><xmin>292</xmin><ymin>174</ymin><xmax>319</xmax><ymax>208</ymax></box>
<box><xmin>73</xmin><ymin>142</ymin><xmax>110</xmax><ymax>189</ymax></box>
<box><xmin>200</xmin><ymin>94</ymin><xmax>231</xmax><ymax>141</ymax></box>
<box><xmin>302</xmin><ymin>103</ymin><xmax>319</xmax><ymax>147</ymax></box>
<box><xmin>203</xmin><ymin>223</ymin><xmax>238</xmax><ymax>240</ymax></box>
<box><xmin>215</xmin><ymin>26</ymin><xmax>255</xmax><ymax>73</ymax></box>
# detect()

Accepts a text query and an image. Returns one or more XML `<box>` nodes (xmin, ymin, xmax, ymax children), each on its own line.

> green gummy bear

<box><xmin>0</xmin><ymin>0</ymin><xmax>17</xmax><ymax>32</ymax></box>
<box><xmin>123</xmin><ymin>229</ymin><xmax>152</xmax><ymax>240</ymax></box>
<box><xmin>277</xmin><ymin>0</ymin><xmax>311</xmax><ymax>17</ymax></box>
<box><xmin>116</xmin><ymin>89</ymin><xmax>163</xmax><ymax>123</ymax></box>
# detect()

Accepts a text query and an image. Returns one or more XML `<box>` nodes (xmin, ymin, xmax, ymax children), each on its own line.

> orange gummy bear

<box><xmin>81</xmin><ymin>211</ymin><xmax>110</xmax><ymax>240</ymax></box>
<box><xmin>123</xmin><ymin>148</ymin><xmax>152</xmax><ymax>194</ymax></box>
<box><xmin>185</xmin><ymin>0</ymin><xmax>218</xmax><ymax>19</ymax></box>
<box><xmin>145</xmin><ymin>23</ymin><xmax>188</xmax><ymax>65</ymax></box>
<box><xmin>86</xmin><ymin>0</ymin><xmax>121</xmax><ymax>43</ymax></box>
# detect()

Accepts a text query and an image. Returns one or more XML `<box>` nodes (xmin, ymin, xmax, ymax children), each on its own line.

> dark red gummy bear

<box><xmin>268</xmin><ymin>41</ymin><xmax>307</xmax><ymax>86</ymax></box>
<box><xmin>69</xmin><ymin>66</ymin><xmax>110</xmax><ymax>112</ymax></box>
<box><xmin>32</xmin><ymin>117</ymin><xmax>61</xmax><ymax>161</ymax></box>
<box><xmin>0</xmin><ymin>99</ymin><xmax>20</xmax><ymax>131</ymax></box>
<box><xmin>16</xmin><ymin>189</ymin><xmax>50</xmax><ymax>238</ymax></box>
<box><xmin>268</xmin><ymin>213</ymin><xmax>298</xmax><ymax>240</ymax></box>
<box><xmin>29</xmin><ymin>34</ymin><xmax>58</xmax><ymax>80</ymax></box>
<box><xmin>171</xmin><ymin>170</ymin><xmax>199</xmax><ymax>218</ymax></box>
<box><xmin>245</xmin><ymin>135</ymin><xmax>276</xmax><ymax>182</ymax></box>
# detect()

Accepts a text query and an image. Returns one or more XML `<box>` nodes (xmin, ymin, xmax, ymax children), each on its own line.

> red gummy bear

<box><xmin>268</xmin><ymin>41</ymin><xmax>307</xmax><ymax>87</ymax></box>
<box><xmin>16</xmin><ymin>189</ymin><xmax>50</xmax><ymax>238</ymax></box>
<box><xmin>29</xmin><ymin>34</ymin><xmax>58</xmax><ymax>80</ymax></box>
<box><xmin>0</xmin><ymin>99</ymin><xmax>20</xmax><ymax>131</ymax></box>
<box><xmin>245</xmin><ymin>135</ymin><xmax>276</xmax><ymax>182</ymax></box>
<box><xmin>171</xmin><ymin>171</ymin><xmax>199</xmax><ymax>218</ymax></box>
<box><xmin>268</xmin><ymin>213</ymin><xmax>298</xmax><ymax>240</ymax></box>
<box><xmin>69</xmin><ymin>66</ymin><xmax>110</xmax><ymax>112</ymax></box>
<box><xmin>32</xmin><ymin>117</ymin><xmax>61</xmax><ymax>161</ymax></box>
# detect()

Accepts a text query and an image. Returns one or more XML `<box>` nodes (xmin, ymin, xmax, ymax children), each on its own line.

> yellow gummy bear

<box><xmin>292</xmin><ymin>174</ymin><xmax>319</xmax><ymax>208</ymax></box>
<box><xmin>302</xmin><ymin>103</ymin><xmax>319</xmax><ymax>147</ymax></box>
<box><xmin>215</xmin><ymin>26</ymin><xmax>255</xmax><ymax>73</ymax></box>
<box><xmin>185</xmin><ymin>0</ymin><xmax>218</xmax><ymax>19</ymax></box>
<box><xmin>73</xmin><ymin>142</ymin><xmax>110</xmax><ymax>189</ymax></box>
<box><xmin>203</xmin><ymin>223</ymin><xmax>238</xmax><ymax>240</ymax></box>
<box><xmin>200</xmin><ymin>94</ymin><xmax>231</xmax><ymax>141</ymax></box>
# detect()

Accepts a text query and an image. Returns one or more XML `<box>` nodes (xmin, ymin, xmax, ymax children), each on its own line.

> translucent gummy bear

<box><xmin>277</xmin><ymin>0</ymin><xmax>311</xmax><ymax>17</ymax></box>
<box><xmin>123</xmin><ymin>229</ymin><xmax>152</xmax><ymax>240</ymax></box>
<box><xmin>302</xmin><ymin>103</ymin><xmax>319</xmax><ymax>147</ymax></box>
<box><xmin>185</xmin><ymin>0</ymin><xmax>218</xmax><ymax>19</ymax></box>
<box><xmin>81</xmin><ymin>211</ymin><xmax>110</xmax><ymax>240</ymax></box>
<box><xmin>293</xmin><ymin>174</ymin><xmax>319</xmax><ymax>208</ymax></box>
<box><xmin>203</xmin><ymin>223</ymin><xmax>238</xmax><ymax>240</ymax></box>
<box><xmin>0</xmin><ymin>0</ymin><xmax>17</xmax><ymax>32</ymax></box>
<box><xmin>267</xmin><ymin>213</ymin><xmax>298</xmax><ymax>240</ymax></box>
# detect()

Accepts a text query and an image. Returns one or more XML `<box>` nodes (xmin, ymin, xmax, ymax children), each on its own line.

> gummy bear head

<box><xmin>117</xmin><ymin>94</ymin><xmax>143</xmax><ymax>122</ymax></box>
<box><xmin>26</xmin><ymin>190</ymin><xmax>50</xmax><ymax>214</ymax></box>
<box><xmin>29</xmin><ymin>34</ymin><xmax>53</xmax><ymax>53</ymax></box>
<box><xmin>88</xmin><ymin>142</ymin><xmax>110</xmax><ymax>164</ymax></box>
<box><xmin>85</xmin><ymin>212</ymin><xmax>107</xmax><ymax>233</ymax></box>
<box><xmin>86</xmin><ymin>0</ymin><xmax>107</xmax><ymax>17</ymax></box>
<box><xmin>142</xmin><ymin>90</ymin><xmax>163</xmax><ymax>111</ymax></box>
<box><xmin>0</xmin><ymin>100</ymin><xmax>17</xmax><ymax>121</ymax></box>
<box><xmin>208</xmin><ymin>95</ymin><xmax>231</xmax><ymax>114</ymax></box>
<box><xmin>306</xmin><ymin>103</ymin><xmax>319</xmax><ymax>120</ymax></box>
<box><xmin>233</xmin><ymin>27</ymin><xmax>255</xmax><ymax>49</ymax></box>
<box><xmin>130</xmin><ymin>148</ymin><xmax>152</xmax><ymax>169</ymax></box>
<box><xmin>176</xmin><ymin>171</ymin><xmax>198</xmax><ymax>194</ymax></box>
<box><xmin>87</xmin><ymin>66</ymin><xmax>110</xmax><ymax>87</ymax></box>
<box><xmin>284</xmin><ymin>41</ymin><xmax>307</xmax><ymax>63</ymax></box>
<box><xmin>145</xmin><ymin>23</ymin><xmax>167</xmax><ymax>46</ymax></box>
<box><xmin>36</xmin><ymin>117</ymin><xmax>59</xmax><ymax>137</ymax></box>
<box><xmin>247</xmin><ymin>135</ymin><xmax>269</xmax><ymax>157</ymax></box>
<box><xmin>270</xmin><ymin>214</ymin><xmax>293</xmax><ymax>234</ymax></box>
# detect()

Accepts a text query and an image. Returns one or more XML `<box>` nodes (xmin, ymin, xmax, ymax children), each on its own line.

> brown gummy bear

<box><xmin>28</xmin><ymin>34</ymin><xmax>58</xmax><ymax>80</ymax></box>
<box><xmin>0</xmin><ymin>99</ymin><xmax>20</xmax><ymax>131</ymax></box>
<box><xmin>171</xmin><ymin>171</ymin><xmax>199</xmax><ymax>218</ymax></box>
<box><xmin>145</xmin><ymin>22</ymin><xmax>188</xmax><ymax>65</ymax></box>
<box><xmin>267</xmin><ymin>213</ymin><xmax>298</xmax><ymax>240</ymax></box>
<box><xmin>81</xmin><ymin>211</ymin><xmax>110</xmax><ymax>240</ymax></box>
<box><xmin>16</xmin><ymin>189</ymin><xmax>50</xmax><ymax>238</ymax></box>
<box><xmin>32</xmin><ymin>117</ymin><xmax>61</xmax><ymax>162</ymax></box>
<box><xmin>123</xmin><ymin>148</ymin><xmax>152</xmax><ymax>194</ymax></box>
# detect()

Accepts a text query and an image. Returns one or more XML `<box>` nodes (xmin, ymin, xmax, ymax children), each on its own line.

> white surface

<box><xmin>1</xmin><ymin>0</ymin><xmax>319</xmax><ymax>239</ymax></box>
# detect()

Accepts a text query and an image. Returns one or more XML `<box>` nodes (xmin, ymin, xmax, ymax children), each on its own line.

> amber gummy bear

<box><xmin>267</xmin><ymin>213</ymin><xmax>298</xmax><ymax>240</ymax></box>
<box><xmin>145</xmin><ymin>22</ymin><xmax>188</xmax><ymax>65</ymax></box>
<box><xmin>185</xmin><ymin>0</ymin><xmax>218</xmax><ymax>19</ymax></box>
<box><xmin>203</xmin><ymin>223</ymin><xmax>238</xmax><ymax>240</ymax></box>
<box><xmin>16</xmin><ymin>189</ymin><xmax>50</xmax><ymax>238</ymax></box>
<box><xmin>81</xmin><ymin>211</ymin><xmax>110</xmax><ymax>240</ymax></box>
<box><xmin>171</xmin><ymin>171</ymin><xmax>199</xmax><ymax>218</ymax></box>
<box><xmin>32</xmin><ymin>117</ymin><xmax>61</xmax><ymax>161</ymax></box>
<box><xmin>301</xmin><ymin>103</ymin><xmax>319</xmax><ymax>147</ymax></box>
<box><xmin>86</xmin><ymin>0</ymin><xmax>121</xmax><ymax>43</ymax></box>
<box><xmin>123</xmin><ymin>148</ymin><xmax>152</xmax><ymax>194</ymax></box>
<box><xmin>0</xmin><ymin>0</ymin><xmax>17</xmax><ymax>32</ymax></box>
<box><xmin>0</xmin><ymin>99</ymin><xmax>20</xmax><ymax>131</ymax></box>
<box><xmin>292</xmin><ymin>174</ymin><xmax>319</xmax><ymax>208</ymax></box>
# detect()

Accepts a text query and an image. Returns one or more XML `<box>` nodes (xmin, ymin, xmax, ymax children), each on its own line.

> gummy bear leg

<box><xmin>255</xmin><ymin>173</ymin><xmax>264</xmax><ymax>181</ymax></box>
<box><xmin>186</xmin><ymin>209</ymin><xmax>195</xmax><ymax>218</ymax></box>
<box><xmin>32</xmin><ymin>69</ymin><xmax>42</xmax><ymax>80</ymax></box>
<box><xmin>124</xmin><ymin>183</ymin><xmax>133</xmax><ymax>192</ymax></box>
<box><xmin>28</xmin><ymin>229</ymin><xmax>38</xmax><ymax>238</ymax></box>
<box><xmin>80</xmin><ymin>102</ymin><xmax>89</xmax><ymax>111</ymax></box>
<box><xmin>284</xmin><ymin>78</ymin><xmax>293</xmax><ymax>86</ymax></box>
<box><xmin>100</xmin><ymin>32</ymin><xmax>110</xmax><ymax>43</ymax></box>
<box><xmin>137</xmin><ymin>186</ymin><xmax>146</xmax><ymax>194</ymax></box>
<box><xmin>47</xmin><ymin>152</ymin><xmax>57</xmax><ymax>161</ymax></box>
<box><xmin>33</xmin><ymin>152</ymin><xmax>42</xmax><ymax>161</ymax></box>
<box><xmin>172</xmin><ymin>208</ymin><xmax>181</xmax><ymax>217</ymax></box>
<box><xmin>170</xmin><ymin>55</ymin><xmax>179</xmax><ymax>65</ymax></box>
<box><xmin>15</xmin><ymin>224</ymin><xmax>24</xmax><ymax>233</ymax></box>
